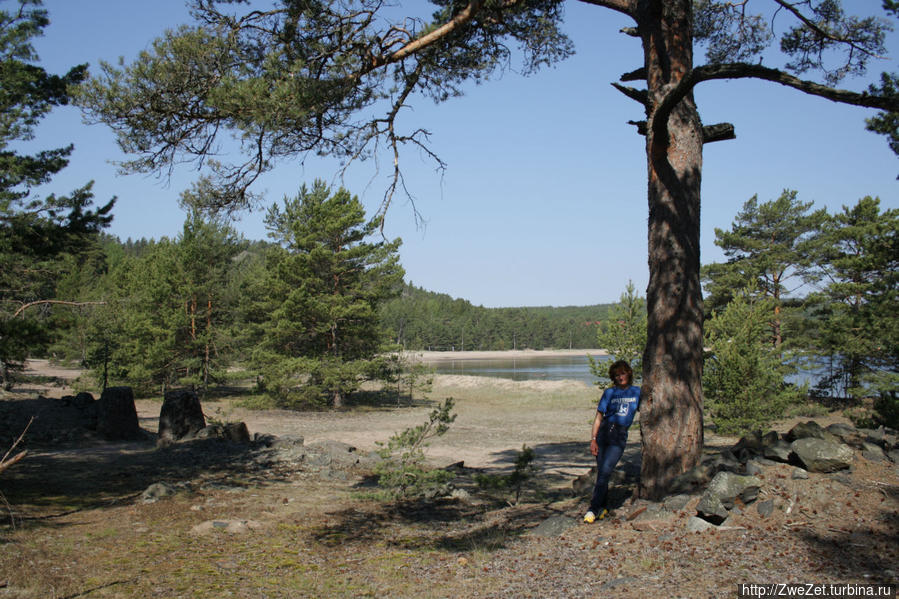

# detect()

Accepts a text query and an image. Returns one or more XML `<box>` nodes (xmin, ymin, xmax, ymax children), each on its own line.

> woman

<box><xmin>584</xmin><ymin>359</ymin><xmax>640</xmax><ymax>523</ymax></box>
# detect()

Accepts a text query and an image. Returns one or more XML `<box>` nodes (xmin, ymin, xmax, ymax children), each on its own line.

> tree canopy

<box><xmin>0</xmin><ymin>0</ymin><xmax>114</xmax><ymax>388</ymax></box>
<box><xmin>74</xmin><ymin>0</ymin><xmax>899</xmax><ymax>497</ymax></box>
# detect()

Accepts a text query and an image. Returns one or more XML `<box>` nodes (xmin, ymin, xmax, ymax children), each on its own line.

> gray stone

<box><xmin>732</xmin><ymin>431</ymin><xmax>764</xmax><ymax>455</ymax></box>
<box><xmin>756</xmin><ymin>499</ymin><xmax>775</xmax><ymax>518</ymax></box>
<box><xmin>787</xmin><ymin>421</ymin><xmax>840</xmax><ymax>443</ymax></box>
<box><xmin>601</xmin><ymin>576</ymin><xmax>640</xmax><ymax>590</ymax></box>
<box><xmin>97</xmin><ymin>386</ymin><xmax>143</xmax><ymax>441</ymax></box>
<box><xmin>763</xmin><ymin>440</ymin><xmax>793</xmax><ymax>463</ymax></box>
<box><xmin>158</xmin><ymin>389</ymin><xmax>206</xmax><ymax>441</ymax></box>
<box><xmin>142</xmin><ymin>482</ymin><xmax>178</xmax><ymax>503</ymax></box>
<box><xmin>704</xmin><ymin>471</ymin><xmax>763</xmax><ymax>508</ymax></box>
<box><xmin>791</xmin><ymin>467</ymin><xmax>809</xmax><ymax>480</ymax></box>
<box><xmin>790</xmin><ymin>438</ymin><xmax>854</xmax><ymax>472</ymax></box>
<box><xmin>632</xmin><ymin>503</ymin><xmax>677</xmax><ymax>522</ymax></box>
<box><xmin>887</xmin><ymin>449</ymin><xmax>899</xmax><ymax>463</ymax></box>
<box><xmin>572</xmin><ymin>467</ymin><xmax>595</xmax><ymax>497</ymax></box>
<box><xmin>708</xmin><ymin>450</ymin><xmax>742</xmax><ymax>474</ymax></box>
<box><xmin>269</xmin><ymin>434</ymin><xmax>305</xmax><ymax>449</ymax></box>
<box><xmin>224</xmin><ymin>422</ymin><xmax>251</xmax><ymax>443</ymax></box>
<box><xmin>745</xmin><ymin>460</ymin><xmax>765</xmax><ymax>476</ymax></box>
<box><xmin>697</xmin><ymin>494</ymin><xmax>729</xmax><ymax>524</ymax></box>
<box><xmin>826</xmin><ymin>423</ymin><xmax>856</xmax><ymax>438</ymax></box>
<box><xmin>530</xmin><ymin>515</ymin><xmax>577</xmax><ymax>537</ymax></box>
<box><xmin>670</xmin><ymin>464</ymin><xmax>712</xmax><ymax>494</ymax></box>
<box><xmin>761</xmin><ymin>430</ymin><xmax>781</xmax><ymax>447</ymax></box>
<box><xmin>450</xmin><ymin>488</ymin><xmax>471</xmax><ymax>502</ymax></box>
<box><xmin>686</xmin><ymin>516</ymin><xmax>717</xmax><ymax>532</ymax></box>
<box><xmin>663</xmin><ymin>494</ymin><xmax>693</xmax><ymax>512</ymax></box>
<box><xmin>195</xmin><ymin>424</ymin><xmax>226</xmax><ymax>440</ymax></box>
<box><xmin>72</xmin><ymin>392</ymin><xmax>95</xmax><ymax>409</ymax></box>
<box><xmin>253</xmin><ymin>433</ymin><xmax>279</xmax><ymax>447</ymax></box>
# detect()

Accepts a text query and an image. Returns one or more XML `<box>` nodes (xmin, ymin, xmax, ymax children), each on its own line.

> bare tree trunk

<box><xmin>637</xmin><ymin>0</ymin><xmax>705</xmax><ymax>500</ymax></box>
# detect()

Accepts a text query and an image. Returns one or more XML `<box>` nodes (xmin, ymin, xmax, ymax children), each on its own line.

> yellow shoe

<box><xmin>597</xmin><ymin>508</ymin><xmax>609</xmax><ymax>520</ymax></box>
<box><xmin>583</xmin><ymin>511</ymin><xmax>596</xmax><ymax>523</ymax></box>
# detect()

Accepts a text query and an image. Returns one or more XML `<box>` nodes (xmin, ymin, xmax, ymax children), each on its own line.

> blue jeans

<box><xmin>589</xmin><ymin>422</ymin><xmax>628</xmax><ymax>513</ymax></box>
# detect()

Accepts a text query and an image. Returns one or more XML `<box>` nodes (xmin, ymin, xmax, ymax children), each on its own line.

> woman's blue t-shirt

<box><xmin>597</xmin><ymin>385</ymin><xmax>641</xmax><ymax>428</ymax></box>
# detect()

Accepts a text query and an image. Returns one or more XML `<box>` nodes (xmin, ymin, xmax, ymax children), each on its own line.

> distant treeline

<box><xmin>378</xmin><ymin>284</ymin><xmax>612</xmax><ymax>351</ymax></box>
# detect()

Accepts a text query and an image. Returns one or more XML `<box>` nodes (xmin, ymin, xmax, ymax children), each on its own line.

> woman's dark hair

<box><xmin>608</xmin><ymin>360</ymin><xmax>633</xmax><ymax>385</ymax></box>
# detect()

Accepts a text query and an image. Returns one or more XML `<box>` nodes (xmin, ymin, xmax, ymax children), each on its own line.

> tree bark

<box><xmin>637</xmin><ymin>0</ymin><xmax>705</xmax><ymax>500</ymax></box>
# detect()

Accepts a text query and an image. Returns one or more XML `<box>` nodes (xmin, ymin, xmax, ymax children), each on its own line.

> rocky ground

<box><xmin>0</xmin><ymin>362</ymin><xmax>896</xmax><ymax>598</ymax></box>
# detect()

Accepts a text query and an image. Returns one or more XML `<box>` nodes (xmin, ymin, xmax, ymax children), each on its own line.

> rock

<box><xmin>195</xmin><ymin>424</ymin><xmax>226</xmax><ymax>440</ymax></box>
<box><xmin>790</xmin><ymin>438</ymin><xmax>854</xmax><ymax>472</ymax></box>
<box><xmin>756</xmin><ymin>499</ymin><xmax>775</xmax><ymax>518</ymax></box>
<box><xmin>686</xmin><ymin>516</ymin><xmax>717</xmax><ymax>532</ymax></box>
<box><xmin>704</xmin><ymin>471</ymin><xmax>763</xmax><ymax>509</ymax></box>
<box><xmin>826</xmin><ymin>423</ymin><xmax>856</xmax><ymax>438</ymax></box>
<box><xmin>224</xmin><ymin>422</ymin><xmax>251</xmax><ymax>443</ymax></box>
<box><xmin>142</xmin><ymin>482</ymin><xmax>178</xmax><ymax>503</ymax></box>
<box><xmin>307</xmin><ymin>440</ymin><xmax>360</xmax><ymax>468</ymax></box>
<box><xmin>860</xmin><ymin>442</ymin><xmax>885</xmax><ymax>462</ymax></box>
<box><xmin>663</xmin><ymin>494</ymin><xmax>693</xmax><ymax>512</ymax></box>
<box><xmin>530</xmin><ymin>515</ymin><xmax>577</xmax><ymax>537</ymax></box>
<box><xmin>786</xmin><ymin>421</ymin><xmax>840</xmax><ymax>444</ymax></box>
<box><xmin>670</xmin><ymin>464</ymin><xmax>712</xmax><ymax>494</ymax></box>
<box><xmin>696</xmin><ymin>494</ymin><xmax>729</xmax><ymax>524</ymax></box>
<box><xmin>450</xmin><ymin>488</ymin><xmax>471</xmax><ymax>502</ymax></box>
<box><xmin>745</xmin><ymin>460</ymin><xmax>764</xmax><ymax>476</ymax></box>
<box><xmin>190</xmin><ymin>519</ymin><xmax>263</xmax><ymax>535</ymax></box>
<box><xmin>791</xmin><ymin>467</ymin><xmax>809</xmax><ymax>480</ymax></box>
<box><xmin>707</xmin><ymin>450</ymin><xmax>742</xmax><ymax>474</ymax></box>
<box><xmin>96</xmin><ymin>386</ymin><xmax>143</xmax><ymax>441</ymax></box>
<box><xmin>158</xmin><ymin>389</ymin><xmax>206</xmax><ymax>441</ymax></box>
<box><xmin>763</xmin><ymin>440</ymin><xmax>793</xmax><ymax>463</ymax></box>
<box><xmin>269</xmin><ymin>434</ymin><xmax>305</xmax><ymax>449</ymax></box>
<box><xmin>72</xmin><ymin>392</ymin><xmax>95</xmax><ymax>409</ymax></box>
<box><xmin>572</xmin><ymin>467</ymin><xmax>595</xmax><ymax>497</ymax></box>
<box><xmin>732</xmin><ymin>431</ymin><xmax>764</xmax><ymax>456</ymax></box>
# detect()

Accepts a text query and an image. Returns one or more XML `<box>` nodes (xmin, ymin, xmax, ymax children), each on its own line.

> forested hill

<box><xmin>378</xmin><ymin>284</ymin><xmax>612</xmax><ymax>351</ymax></box>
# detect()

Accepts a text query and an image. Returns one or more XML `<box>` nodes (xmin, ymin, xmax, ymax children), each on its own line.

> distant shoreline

<box><xmin>404</xmin><ymin>348</ymin><xmax>608</xmax><ymax>362</ymax></box>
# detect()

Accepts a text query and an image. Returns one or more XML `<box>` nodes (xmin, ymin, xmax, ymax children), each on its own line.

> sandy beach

<box><xmin>405</xmin><ymin>348</ymin><xmax>608</xmax><ymax>362</ymax></box>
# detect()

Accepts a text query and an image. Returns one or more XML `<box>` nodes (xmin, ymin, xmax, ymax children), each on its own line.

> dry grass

<box><xmin>0</xmin><ymin>371</ymin><xmax>897</xmax><ymax>598</ymax></box>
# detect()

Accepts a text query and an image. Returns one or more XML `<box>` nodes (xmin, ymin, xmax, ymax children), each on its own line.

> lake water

<box><xmin>425</xmin><ymin>354</ymin><xmax>607</xmax><ymax>385</ymax></box>
<box><xmin>425</xmin><ymin>352</ymin><xmax>829</xmax><ymax>390</ymax></box>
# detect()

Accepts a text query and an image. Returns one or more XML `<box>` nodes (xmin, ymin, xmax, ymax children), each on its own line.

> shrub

<box><xmin>703</xmin><ymin>289</ymin><xmax>805</xmax><ymax>435</ymax></box>
<box><xmin>374</xmin><ymin>398</ymin><xmax>456</xmax><ymax>499</ymax></box>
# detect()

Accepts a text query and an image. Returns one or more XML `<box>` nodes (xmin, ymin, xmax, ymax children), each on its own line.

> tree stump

<box><xmin>96</xmin><ymin>386</ymin><xmax>143</xmax><ymax>440</ymax></box>
<box><xmin>158</xmin><ymin>389</ymin><xmax>206</xmax><ymax>441</ymax></box>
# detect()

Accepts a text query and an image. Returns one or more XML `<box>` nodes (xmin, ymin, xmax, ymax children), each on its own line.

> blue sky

<box><xmin>20</xmin><ymin>0</ymin><xmax>899</xmax><ymax>307</ymax></box>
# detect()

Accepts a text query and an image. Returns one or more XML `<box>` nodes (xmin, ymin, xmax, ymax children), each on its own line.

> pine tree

<box><xmin>0</xmin><ymin>1</ymin><xmax>113</xmax><ymax>388</ymax></box>
<box><xmin>702</xmin><ymin>191</ymin><xmax>827</xmax><ymax>347</ymax></box>
<box><xmin>703</xmin><ymin>287</ymin><xmax>804</xmax><ymax>435</ymax></box>
<box><xmin>804</xmin><ymin>197</ymin><xmax>898</xmax><ymax>398</ymax></box>
<box><xmin>250</xmin><ymin>181</ymin><xmax>404</xmax><ymax>408</ymax></box>
<box><xmin>590</xmin><ymin>280</ymin><xmax>647</xmax><ymax>384</ymax></box>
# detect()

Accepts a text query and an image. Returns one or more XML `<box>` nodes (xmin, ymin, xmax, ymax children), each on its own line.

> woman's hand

<box><xmin>589</xmin><ymin>438</ymin><xmax>599</xmax><ymax>456</ymax></box>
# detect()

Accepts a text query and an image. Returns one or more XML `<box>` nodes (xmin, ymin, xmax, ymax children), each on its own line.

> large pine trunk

<box><xmin>637</xmin><ymin>0</ymin><xmax>705</xmax><ymax>500</ymax></box>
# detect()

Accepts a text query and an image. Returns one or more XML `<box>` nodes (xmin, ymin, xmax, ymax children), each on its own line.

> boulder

<box><xmin>158</xmin><ymin>389</ymin><xmax>206</xmax><ymax>441</ymax></box>
<box><xmin>686</xmin><ymin>516</ymin><xmax>717</xmax><ymax>532</ymax></box>
<box><xmin>224</xmin><ymin>422</ymin><xmax>251</xmax><ymax>444</ymax></box>
<box><xmin>703</xmin><ymin>471</ymin><xmax>763</xmax><ymax>509</ymax></box>
<box><xmin>96</xmin><ymin>386</ymin><xmax>143</xmax><ymax>440</ymax></box>
<box><xmin>763</xmin><ymin>439</ymin><xmax>793</xmax><ymax>463</ymax></box>
<box><xmin>790</xmin><ymin>438</ymin><xmax>854</xmax><ymax>472</ymax></box>
<box><xmin>786</xmin><ymin>421</ymin><xmax>839</xmax><ymax>444</ymax></box>
<box><xmin>72</xmin><ymin>392</ymin><xmax>96</xmax><ymax>409</ymax></box>
<box><xmin>756</xmin><ymin>499</ymin><xmax>775</xmax><ymax>518</ymax></box>
<box><xmin>530</xmin><ymin>515</ymin><xmax>577</xmax><ymax>537</ymax></box>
